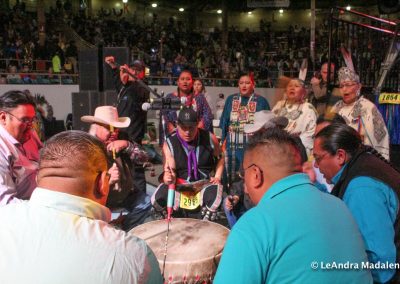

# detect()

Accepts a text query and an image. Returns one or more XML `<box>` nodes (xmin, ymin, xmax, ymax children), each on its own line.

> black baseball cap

<box><xmin>177</xmin><ymin>107</ymin><xmax>198</xmax><ymax>127</ymax></box>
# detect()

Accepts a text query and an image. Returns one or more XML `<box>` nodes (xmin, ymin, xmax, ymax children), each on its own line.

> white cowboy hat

<box><xmin>81</xmin><ymin>106</ymin><xmax>131</xmax><ymax>128</ymax></box>
<box><xmin>244</xmin><ymin>110</ymin><xmax>288</xmax><ymax>134</ymax></box>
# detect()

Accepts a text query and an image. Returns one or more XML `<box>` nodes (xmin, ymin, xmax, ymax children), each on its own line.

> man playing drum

<box><xmin>214</xmin><ymin>128</ymin><xmax>372</xmax><ymax>283</ymax></box>
<box><xmin>151</xmin><ymin>107</ymin><xmax>224</xmax><ymax>220</ymax></box>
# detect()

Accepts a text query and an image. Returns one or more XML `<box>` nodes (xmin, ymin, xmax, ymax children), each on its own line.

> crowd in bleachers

<box><xmin>0</xmin><ymin>2</ymin><xmax>395</xmax><ymax>89</ymax></box>
<box><xmin>0</xmin><ymin>1</ymin><xmax>335</xmax><ymax>86</ymax></box>
<box><xmin>0</xmin><ymin>2</ymin><xmax>77</xmax><ymax>84</ymax></box>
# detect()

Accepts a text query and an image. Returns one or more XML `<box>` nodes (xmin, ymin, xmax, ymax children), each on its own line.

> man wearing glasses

<box><xmin>314</xmin><ymin>123</ymin><xmax>400</xmax><ymax>283</ymax></box>
<box><xmin>0</xmin><ymin>90</ymin><xmax>40</xmax><ymax>205</ymax></box>
<box><xmin>214</xmin><ymin>127</ymin><xmax>372</xmax><ymax>283</ymax></box>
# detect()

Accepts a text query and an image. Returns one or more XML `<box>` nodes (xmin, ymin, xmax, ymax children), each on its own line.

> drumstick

<box><xmin>163</xmin><ymin>167</ymin><xmax>175</xmax><ymax>279</ymax></box>
<box><xmin>167</xmin><ymin>183</ymin><xmax>175</xmax><ymax>221</ymax></box>
<box><xmin>109</xmin><ymin>125</ymin><xmax>120</xmax><ymax>190</ymax></box>
<box><xmin>162</xmin><ymin>216</ymin><xmax>171</xmax><ymax>280</ymax></box>
<box><xmin>166</xmin><ymin>166</ymin><xmax>175</xmax><ymax>221</ymax></box>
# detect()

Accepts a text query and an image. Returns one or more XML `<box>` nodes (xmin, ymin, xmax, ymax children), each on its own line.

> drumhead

<box><xmin>130</xmin><ymin>218</ymin><xmax>229</xmax><ymax>283</ymax></box>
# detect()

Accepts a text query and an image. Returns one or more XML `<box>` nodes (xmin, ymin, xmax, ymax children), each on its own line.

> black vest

<box><xmin>331</xmin><ymin>148</ymin><xmax>400</xmax><ymax>282</ymax></box>
<box><xmin>166</xmin><ymin>129</ymin><xmax>216</xmax><ymax>181</ymax></box>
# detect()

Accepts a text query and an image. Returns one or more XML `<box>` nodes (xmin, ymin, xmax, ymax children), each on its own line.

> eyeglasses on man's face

<box><xmin>239</xmin><ymin>163</ymin><xmax>263</xmax><ymax>179</ymax></box>
<box><xmin>313</xmin><ymin>152</ymin><xmax>330</xmax><ymax>164</ymax></box>
<box><xmin>5</xmin><ymin>111</ymin><xmax>37</xmax><ymax>125</ymax></box>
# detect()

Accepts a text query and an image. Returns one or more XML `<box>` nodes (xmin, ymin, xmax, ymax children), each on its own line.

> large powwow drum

<box><xmin>131</xmin><ymin>218</ymin><xmax>229</xmax><ymax>283</ymax></box>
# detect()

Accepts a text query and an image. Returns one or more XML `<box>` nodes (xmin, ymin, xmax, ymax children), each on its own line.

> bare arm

<box><xmin>210</xmin><ymin>133</ymin><xmax>224</xmax><ymax>184</ymax></box>
<box><xmin>162</xmin><ymin>142</ymin><xmax>176</xmax><ymax>184</ymax></box>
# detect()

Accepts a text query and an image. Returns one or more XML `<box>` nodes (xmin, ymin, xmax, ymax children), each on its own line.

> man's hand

<box><xmin>210</xmin><ymin>176</ymin><xmax>222</xmax><ymax>185</ymax></box>
<box><xmin>225</xmin><ymin>195</ymin><xmax>239</xmax><ymax>211</ymax></box>
<box><xmin>108</xmin><ymin>163</ymin><xmax>120</xmax><ymax>185</ymax></box>
<box><xmin>310</xmin><ymin>76</ymin><xmax>321</xmax><ymax>85</ymax></box>
<box><xmin>107</xmin><ymin>140</ymin><xmax>129</xmax><ymax>153</ymax></box>
<box><xmin>105</xmin><ymin>56</ymin><xmax>116</xmax><ymax>68</ymax></box>
<box><xmin>163</xmin><ymin>166</ymin><xmax>176</xmax><ymax>185</ymax></box>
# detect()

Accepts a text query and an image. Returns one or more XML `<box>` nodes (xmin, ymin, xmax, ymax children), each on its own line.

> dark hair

<box><xmin>246</xmin><ymin>127</ymin><xmax>302</xmax><ymax>169</ymax></box>
<box><xmin>238</xmin><ymin>72</ymin><xmax>255</xmax><ymax>85</ymax></box>
<box><xmin>315</xmin><ymin>123</ymin><xmax>362</xmax><ymax>157</ymax></box>
<box><xmin>316</xmin><ymin>113</ymin><xmax>346</xmax><ymax>125</ymax></box>
<box><xmin>177</xmin><ymin>70</ymin><xmax>194</xmax><ymax>95</ymax></box>
<box><xmin>194</xmin><ymin>79</ymin><xmax>205</xmax><ymax>93</ymax></box>
<box><xmin>41</xmin><ymin>130</ymin><xmax>108</xmax><ymax>172</ymax></box>
<box><xmin>178</xmin><ymin>70</ymin><xmax>193</xmax><ymax>79</ymax></box>
<box><xmin>0</xmin><ymin>90</ymin><xmax>36</xmax><ymax>110</ymax></box>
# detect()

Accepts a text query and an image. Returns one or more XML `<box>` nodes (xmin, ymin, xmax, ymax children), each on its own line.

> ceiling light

<box><xmin>151</xmin><ymin>3</ymin><xmax>157</xmax><ymax>8</ymax></box>
<box><xmin>122</xmin><ymin>0</ymin><xmax>128</xmax><ymax>3</ymax></box>
<box><xmin>248</xmin><ymin>11</ymin><xmax>252</xmax><ymax>15</ymax></box>
<box><xmin>279</xmin><ymin>9</ymin><xmax>284</xmax><ymax>14</ymax></box>
<box><xmin>179</xmin><ymin>8</ymin><xmax>184</xmax><ymax>12</ymax></box>
<box><xmin>346</xmin><ymin>5</ymin><xmax>351</xmax><ymax>11</ymax></box>
<box><xmin>217</xmin><ymin>9</ymin><xmax>222</xmax><ymax>14</ymax></box>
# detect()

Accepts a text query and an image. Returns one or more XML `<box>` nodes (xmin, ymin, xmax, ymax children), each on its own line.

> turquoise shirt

<box><xmin>214</xmin><ymin>173</ymin><xmax>372</xmax><ymax>284</ymax></box>
<box><xmin>332</xmin><ymin>167</ymin><xmax>398</xmax><ymax>283</ymax></box>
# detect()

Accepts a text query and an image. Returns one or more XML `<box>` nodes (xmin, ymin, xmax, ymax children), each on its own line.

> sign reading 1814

<box><xmin>379</xmin><ymin>93</ymin><xmax>400</xmax><ymax>104</ymax></box>
<box><xmin>247</xmin><ymin>0</ymin><xmax>290</xmax><ymax>8</ymax></box>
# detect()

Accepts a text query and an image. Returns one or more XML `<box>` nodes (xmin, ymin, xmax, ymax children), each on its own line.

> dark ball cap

<box><xmin>130</xmin><ymin>60</ymin><xmax>145</xmax><ymax>71</ymax></box>
<box><xmin>177</xmin><ymin>107</ymin><xmax>198</xmax><ymax>127</ymax></box>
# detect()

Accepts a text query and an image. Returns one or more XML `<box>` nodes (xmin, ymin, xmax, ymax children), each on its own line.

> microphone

<box><xmin>142</xmin><ymin>97</ymin><xmax>187</xmax><ymax>111</ymax></box>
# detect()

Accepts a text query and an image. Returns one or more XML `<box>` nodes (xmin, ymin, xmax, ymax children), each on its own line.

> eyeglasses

<box><xmin>313</xmin><ymin>152</ymin><xmax>329</xmax><ymax>164</ymax></box>
<box><xmin>238</xmin><ymin>163</ymin><xmax>263</xmax><ymax>179</ymax></box>
<box><xmin>339</xmin><ymin>83</ymin><xmax>358</xmax><ymax>89</ymax></box>
<box><xmin>5</xmin><ymin>111</ymin><xmax>37</xmax><ymax>125</ymax></box>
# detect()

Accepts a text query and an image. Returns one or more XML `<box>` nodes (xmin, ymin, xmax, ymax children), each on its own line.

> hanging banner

<box><xmin>247</xmin><ymin>0</ymin><xmax>290</xmax><ymax>8</ymax></box>
<box><xmin>378</xmin><ymin>93</ymin><xmax>400</xmax><ymax>104</ymax></box>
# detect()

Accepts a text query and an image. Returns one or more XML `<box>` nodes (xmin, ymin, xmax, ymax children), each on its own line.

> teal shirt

<box><xmin>332</xmin><ymin>167</ymin><xmax>398</xmax><ymax>283</ymax></box>
<box><xmin>214</xmin><ymin>173</ymin><xmax>372</xmax><ymax>284</ymax></box>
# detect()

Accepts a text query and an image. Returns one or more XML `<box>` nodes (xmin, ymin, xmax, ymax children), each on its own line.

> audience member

<box><xmin>309</xmin><ymin>62</ymin><xmax>341</xmax><ymax>114</ymax></box>
<box><xmin>0</xmin><ymin>130</ymin><xmax>162</xmax><ymax>283</ymax></box>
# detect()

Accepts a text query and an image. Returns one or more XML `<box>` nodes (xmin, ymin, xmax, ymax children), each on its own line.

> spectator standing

<box><xmin>105</xmin><ymin>56</ymin><xmax>149</xmax><ymax>194</ymax></box>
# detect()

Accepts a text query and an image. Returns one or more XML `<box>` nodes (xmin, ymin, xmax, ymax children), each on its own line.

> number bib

<box><xmin>180</xmin><ymin>191</ymin><xmax>201</xmax><ymax>210</ymax></box>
